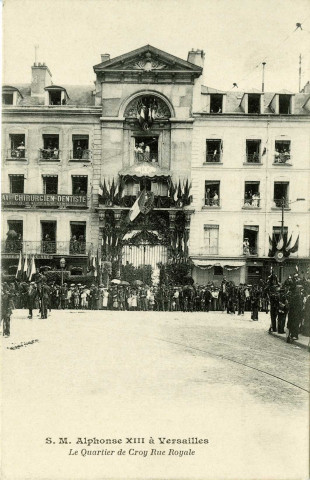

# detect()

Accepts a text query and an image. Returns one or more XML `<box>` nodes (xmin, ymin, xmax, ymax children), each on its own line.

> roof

<box><xmin>200</xmin><ymin>85</ymin><xmax>310</xmax><ymax>115</ymax></box>
<box><xmin>5</xmin><ymin>83</ymin><xmax>95</xmax><ymax>106</ymax></box>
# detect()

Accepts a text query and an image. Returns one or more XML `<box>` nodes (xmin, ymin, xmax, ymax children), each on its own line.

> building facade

<box><xmin>2</xmin><ymin>45</ymin><xmax>310</xmax><ymax>283</ymax></box>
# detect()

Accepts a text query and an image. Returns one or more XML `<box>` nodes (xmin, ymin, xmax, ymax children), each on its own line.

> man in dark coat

<box><xmin>287</xmin><ymin>281</ymin><xmax>303</xmax><ymax>341</ymax></box>
<box><xmin>251</xmin><ymin>285</ymin><xmax>260</xmax><ymax>321</ymax></box>
<box><xmin>27</xmin><ymin>282</ymin><xmax>38</xmax><ymax>318</ymax></box>
<box><xmin>40</xmin><ymin>281</ymin><xmax>51</xmax><ymax>319</ymax></box>
<box><xmin>2</xmin><ymin>284</ymin><xmax>13</xmax><ymax>337</ymax></box>
<box><xmin>269</xmin><ymin>285</ymin><xmax>279</xmax><ymax>332</ymax></box>
<box><xmin>277</xmin><ymin>288</ymin><xmax>288</xmax><ymax>334</ymax></box>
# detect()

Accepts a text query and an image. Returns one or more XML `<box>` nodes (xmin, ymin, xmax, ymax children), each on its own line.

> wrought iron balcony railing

<box><xmin>7</xmin><ymin>148</ymin><xmax>27</xmax><ymax>159</ymax></box>
<box><xmin>246</xmin><ymin>153</ymin><xmax>261</xmax><ymax>163</ymax></box>
<box><xmin>2</xmin><ymin>240</ymin><xmax>92</xmax><ymax>255</ymax></box>
<box><xmin>243</xmin><ymin>197</ymin><xmax>261</xmax><ymax>208</ymax></box>
<box><xmin>205</xmin><ymin>153</ymin><xmax>222</xmax><ymax>163</ymax></box>
<box><xmin>273</xmin><ymin>153</ymin><xmax>291</xmax><ymax>164</ymax></box>
<box><xmin>204</xmin><ymin>198</ymin><xmax>220</xmax><ymax>207</ymax></box>
<box><xmin>70</xmin><ymin>149</ymin><xmax>92</xmax><ymax>161</ymax></box>
<box><xmin>39</xmin><ymin>148</ymin><xmax>60</xmax><ymax>160</ymax></box>
<box><xmin>273</xmin><ymin>198</ymin><xmax>289</xmax><ymax>208</ymax></box>
<box><xmin>134</xmin><ymin>152</ymin><xmax>158</xmax><ymax>163</ymax></box>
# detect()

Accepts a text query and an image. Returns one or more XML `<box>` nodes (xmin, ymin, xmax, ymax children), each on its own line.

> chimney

<box><xmin>31</xmin><ymin>63</ymin><xmax>52</xmax><ymax>97</ymax></box>
<box><xmin>187</xmin><ymin>49</ymin><xmax>205</xmax><ymax>68</ymax></box>
<box><xmin>101</xmin><ymin>54</ymin><xmax>110</xmax><ymax>63</ymax></box>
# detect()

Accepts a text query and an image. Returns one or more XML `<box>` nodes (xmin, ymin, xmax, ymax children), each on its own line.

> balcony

<box><xmin>134</xmin><ymin>151</ymin><xmax>158</xmax><ymax>163</ymax></box>
<box><xmin>39</xmin><ymin>148</ymin><xmax>60</xmax><ymax>161</ymax></box>
<box><xmin>204</xmin><ymin>198</ymin><xmax>220</xmax><ymax>208</ymax></box>
<box><xmin>273</xmin><ymin>153</ymin><xmax>291</xmax><ymax>165</ymax></box>
<box><xmin>6</xmin><ymin>148</ymin><xmax>27</xmax><ymax>160</ymax></box>
<box><xmin>245</xmin><ymin>153</ymin><xmax>261</xmax><ymax>164</ymax></box>
<box><xmin>2</xmin><ymin>193</ymin><xmax>88</xmax><ymax>208</ymax></box>
<box><xmin>242</xmin><ymin>197</ymin><xmax>261</xmax><ymax>208</ymax></box>
<box><xmin>70</xmin><ymin>149</ymin><xmax>92</xmax><ymax>161</ymax></box>
<box><xmin>273</xmin><ymin>198</ymin><xmax>289</xmax><ymax>208</ymax></box>
<box><xmin>2</xmin><ymin>240</ymin><xmax>92</xmax><ymax>256</ymax></box>
<box><xmin>99</xmin><ymin>194</ymin><xmax>173</xmax><ymax>209</ymax></box>
<box><xmin>205</xmin><ymin>153</ymin><xmax>222</xmax><ymax>163</ymax></box>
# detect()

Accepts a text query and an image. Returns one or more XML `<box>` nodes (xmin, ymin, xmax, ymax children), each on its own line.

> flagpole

<box><xmin>280</xmin><ymin>197</ymin><xmax>285</xmax><ymax>282</ymax></box>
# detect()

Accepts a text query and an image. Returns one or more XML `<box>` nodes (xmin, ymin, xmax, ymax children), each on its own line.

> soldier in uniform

<box><xmin>40</xmin><ymin>280</ymin><xmax>50</xmax><ymax>319</ymax></box>
<box><xmin>251</xmin><ymin>284</ymin><xmax>260</xmax><ymax>321</ymax></box>
<box><xmin>268</xmin><ymin>285</ymin><xmax>279</xmax><ymax>332</ymax></box>
<box><xmin>237</xmin><ymin>284</ymin><xmax>246</xmax><ymax>316</ymax></box>
<box><xmin>27</xmin><ymin>282</ymin><xmax>38</xmax><ymax>319</ymax></box>
<box><xmin>2</xmin><ymin>283</ymin><xmax>13</xmax><ymax>337</ymax></box>
<box><xmin>277</xmin><ymin>287</ymin><xmax>288</xmax><ymax>334</ymax></box>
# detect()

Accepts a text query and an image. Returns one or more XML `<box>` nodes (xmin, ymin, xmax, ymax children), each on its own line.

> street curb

<box><xmin>270</xmin><ymin>332</ymin><xmax>310</xmax><ymax>351</ymax></box>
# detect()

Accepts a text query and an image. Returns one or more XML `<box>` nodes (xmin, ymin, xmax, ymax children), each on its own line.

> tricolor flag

<box><xmin>23</xmin><ymin>253</ymin><xmax>29</xmax><ymax>280</ymax></box>
<box><xmin>289</xmin><ymin>234</ymin><xmax>299</xmax><ymax>254</ymax></box>
<box><xmin>128</xmin><ymin>190</ymin><xmax>146</xmax><ymax>222</ymax></box>
<box><xmin>277</xmin><ymin>235</ymin><xmax>284</xmax><ymax>250</ymax></box>
<box><xmin>28</xmin><ymin>255</ymin><xmax>36</xmax><ymax>281</ymax></box>
<box><xmin>16</xmin><ymin>251</ymin><xmax>23</xmax><ymax>279</ymax></box>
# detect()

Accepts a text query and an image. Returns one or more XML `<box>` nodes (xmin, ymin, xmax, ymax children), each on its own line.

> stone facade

<box><xmin>2</xmin><ymin>45</ymin><xmax>310</xmax><ymax>282</ymax></box>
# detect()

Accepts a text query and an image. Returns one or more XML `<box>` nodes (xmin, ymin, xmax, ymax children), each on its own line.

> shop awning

<box><xmin>191</xmin><ymin>259</ymin><xmax>246</xmax><ymax>270</ymax></box>
<box><xmin>119</xmin><ymin>162</ymin><xmax>171</xmax><ymax>179</ymax></box>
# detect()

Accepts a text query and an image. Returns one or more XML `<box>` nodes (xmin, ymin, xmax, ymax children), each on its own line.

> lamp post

<box><xmin>60</xmin><ymin>257</ymin><xmax>66</xmax><ymax>286</ymax></box>
<box><xmin>278</xmin><ymin>197</ymin><xmax>305</xmax><ymax>282</ymax></box>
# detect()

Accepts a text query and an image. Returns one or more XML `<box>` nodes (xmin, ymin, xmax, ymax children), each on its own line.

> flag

<box><xmin>277</xmin><ymin>235</ymin><xmax>284</xmax><ymax>250</ymax></box>
<box><xmin>289</xmin><ymin>235</ymin><xmax>299</xmax><ymax>254</ymax></box>
<box><xmin>173</xmin><ymin>183</ymin><xmax>178</xmax><ymax>202</ymax></box>
<box><xmin>295</xmin><ymin>265</ymin><xmax>299</xmax><ymax>273</ymax></box>
<box><xmin>92</xmin><ymin>255</ymin><xmax>97</xmax><ymax>277</ymax></box>
<box><xmin>262</xmin><ymin>140</ymin><xmax>267</xmax><ymax>156</ymax></box>
<box><xmin>98</xmin><ymin>182</ymin><xmax>103</xmax><ymax>196</ymax></box>
<box><xmin>16</xmin><ymin>251</ymin><xmax>23</xmax><ymax>279</ymax></box>
<box><xmin>23</xmin><ymin>253</ymin><xmax>28</xmax><ymax>280</ymax></box>
<box><xmin>28</xmin><ymin>256</ymin><xmax>36</xmax><ymax>281</ymax></box>
<box><xmin>128</xmin><ymin>190</ymin><xmax>146</xmax><ymax>222</ymax></box>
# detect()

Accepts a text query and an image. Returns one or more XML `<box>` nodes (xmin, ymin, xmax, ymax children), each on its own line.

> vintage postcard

<box><xmin>1</xmin><ymin>0</ymin><xmax>309</xmax><ymax>479</ymax></box>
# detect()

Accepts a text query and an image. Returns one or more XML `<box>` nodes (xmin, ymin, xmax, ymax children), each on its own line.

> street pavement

<box><xmin>1</xmin><ymin>309</ymin><xmax>309</xmax><ymax>480</ymax></box>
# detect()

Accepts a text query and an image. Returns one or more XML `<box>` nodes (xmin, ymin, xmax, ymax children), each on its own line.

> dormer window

<box><xmin>2</xmin><ymin>86</ymin><xmax>23</xmax><ymax>106</ymax></box>
<box><xmin>248</xmin><ymin>94</ymin><xmax>261</xmax><ymax>114</ymax></box>
<box><xmin>2</xmin><ymin>93</ymin><xmax>13</xmax><ymax>105</ymax></box>
<box><xmin>210</xmin><ymin>94</ymin><xmax>223</xmax><ymax>113</ymax></box>
<box><xmin>45</xmin><ymin>86</ymin><xmax>69</xmax><ymax>106</ymax></box>
<box><xmin>279</xmin><ymin>95</ymin><xmax>292</xmax><ymax>114</ymax></box>
<box><xmin>240</xmin><ymin>92</ymin><xmax>262</xmax><ymax>114</ymax></box>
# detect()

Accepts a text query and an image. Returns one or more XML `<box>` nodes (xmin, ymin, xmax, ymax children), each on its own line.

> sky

<box><xmin>2</xmin><ymin>0</ymin><xmax>310</xmax><ymax>92</ymax></box>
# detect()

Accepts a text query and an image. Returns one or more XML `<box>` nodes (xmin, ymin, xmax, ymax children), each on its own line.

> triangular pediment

<box><xmin>93</xmin><ymin>45</ymin><xmax>202</xmax><ymax>74</ymax></box>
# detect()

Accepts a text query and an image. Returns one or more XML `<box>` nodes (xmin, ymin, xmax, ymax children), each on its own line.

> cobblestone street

<box><xmin>1</xmin><ymin>309</ymin><xmax>309</xmax><ymax>479</ymax></box>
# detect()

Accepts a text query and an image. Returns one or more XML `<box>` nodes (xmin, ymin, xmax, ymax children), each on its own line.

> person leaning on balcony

<box><xmin>205</xmin><ymin>188</ymin><xmax>211</xmax><ymax>206</ymax></box>
<box><xmin>213</xmin><ymin>191</ymin><xmax>219</xmax><ymax>206</ymax></box>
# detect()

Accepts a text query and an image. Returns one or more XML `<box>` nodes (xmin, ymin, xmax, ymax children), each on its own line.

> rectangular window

<box><xmin>41</xmin><ymin>221</ymin><xmax>57</xmax><ymax>253</ymax></box>
<box><xmin>134</xmin><ymin>136</ymin><xmax>158</xmax><ymax>163</ymax></box>
<box><xmin>41</xmin><ymin>134</ymin><xmax>60</xmax><ymax>160</ymax></box>
<box><xmin>2</xmin><ymin>93</ymin><xmax>13</xmax><ymax>105</ymax></box>
<box><xmin>210</xmin><ymin>94</ymin><xmax>223</xmax><ymax>113</ymax></box>
<box><xmin>243</xmin><ymin>226</ymin><xmax>259</xmax><ymax>255</ymax></box>
<box><xmin>9</xmin><ymin>134</ymin><xmax>26</xmax><ymax>159</ymax></box>
<box><xmin>72</xmin><ymin>135</ymin><xmax>90</xmax><ymax>160</ymax></box>
<box><xmin>206</xmin><ymin>139</ymin><xmax>222</xmax><ymax>163</ymax></box>
<box><xmin>9</xmin><ymin>174</ymin><xmax>24</xmax><ymax>193</ymax></box>
<box><xmin>72</xmin><ymin>175</ymin><xmax>87</xmax><ymax>194</ymax></box>
<box><xmin>49</xmin><ymin>90</ymin><xmax>62</xmax><ymax>105</ymax></box>
<box><xmin>70</xmin><ymin>221</ymin><xmax>86</xmax><ymax>254</ymax></box>
<box><xmin>204</xmin><ymin>225</ymin><xmax>219</xmax><ymax>254</ymax></box>
<box><xmin>246</xmin><ymin>139</ymin><xmax>261</xmax><ymax>163</ymax></box>
<box><xmin>244</xmin><ymin>181</ymin><xmax>260</xmax><ymax>207</ymax></box>
<box><xmin>279</xmin><ymin>95</ymin><xmax>291</xmax><ymax>114</ymax></box>
<box><xmin>205</xmin><ymin>181</ymin><xmax>220</xmax><ymax>206</ymax></box>
<box><xmin>248</xmin><ymin>94</ymin><xmax>261</xmax><ymax>114</ymax></box>
<box><xmin>274</xmin><ymin>140</ymin><xmax>291</xmax><ymax>163</ymax></box>
<box><xmin>43</xmin><ymin>175</ymin><xmax>58</xmax><ymax>194</ymax></box>
<box><xmin>273</xmin><ymin>182</ymin><xmax>289</xmax><ymax>208</ymax></box>
<box><xmin>5</xmin><ymin>220</ymin><xmax>23</xmax><ymax>253</ymax></box>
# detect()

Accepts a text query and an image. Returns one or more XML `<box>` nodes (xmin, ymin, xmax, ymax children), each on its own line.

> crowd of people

<box><xmin>1</xmin><ymin>272</ymin><xmax>309</xmax><ymax>343</ymax></box>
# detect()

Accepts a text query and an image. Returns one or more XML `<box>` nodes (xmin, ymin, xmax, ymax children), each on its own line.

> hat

<box><xmin>91</xmin><ymin>284</ymin><xmax>95</xmax><ymax>287</ymax></box>
<box><xmin>70</xmin><ymin>284</ymin><xmax>75</xmax><ymax>287</ymax></box>
<box><xmin>30</xmin><ymin>282</ymin><xmax>35</xmax><ymax>285</ymax></box>
<box><xmin>77</xmin><ymin>283</ymin><xmax>82</xmax><ymax>286</ymax></box>
<box><xmin>99</xmin><ymin>284</ymin><xmax>104</xmax><ymax>287</ymax></box>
